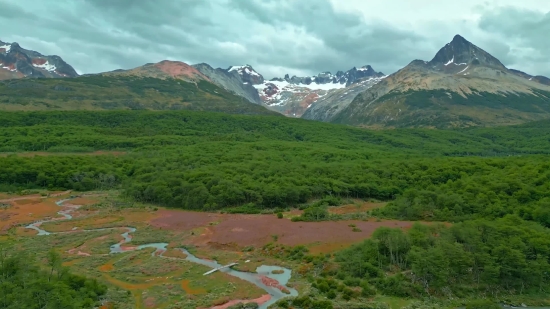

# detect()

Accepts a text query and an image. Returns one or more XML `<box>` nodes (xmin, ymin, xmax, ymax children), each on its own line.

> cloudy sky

<box><xmin>1</xmin><ymin>0</ymin><xmax>549</xmax><ymax>78</ymax></box>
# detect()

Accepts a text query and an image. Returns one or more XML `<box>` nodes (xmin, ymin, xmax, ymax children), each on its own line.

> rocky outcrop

<box><xmin>192</xmin><ymin>63</ymin><xmax>262</xmax><ymax>104</ymax></box>
<box><xmin>301</xmin><ymin>76</ymin><xmax>384</xmax><ymax>121</ymax></box>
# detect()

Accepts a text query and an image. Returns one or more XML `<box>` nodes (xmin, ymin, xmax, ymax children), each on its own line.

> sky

<box><xmin>1</xmin><ymin>0</ymin><xmax>549</xmax><ymax>78</ymax></box>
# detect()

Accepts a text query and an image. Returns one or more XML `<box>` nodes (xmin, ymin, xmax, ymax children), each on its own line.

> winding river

<box><xmin>25</xmin><ymin>198</ymin><xmax>298</xmax><ymax>309</ymax></box>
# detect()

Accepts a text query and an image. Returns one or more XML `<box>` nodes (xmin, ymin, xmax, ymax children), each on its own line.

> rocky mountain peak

<box><xmin>428</xmin><ymin>34</ymin><xmax>506</xmax><ymax>71</ymax></box>
<box><xmin>0</xmin><ymin>39</ymin><xmax>78</xmax><ymax>80</ymax></box>
<box><xmin>226</xmin><ymin>64</ymin><xmax>264</xmax><ymax>85</ymax></box>
<box><xmin>270</xmin><ymin>65</ymin><xmax>384</xmax><ymax>88</ymax></box>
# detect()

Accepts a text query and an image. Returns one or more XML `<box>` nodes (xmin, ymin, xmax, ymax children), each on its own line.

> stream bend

<box><xmin>25</xmin><ymin>198</ymin><xmax>298</xmax><ymax>309</ymax></box>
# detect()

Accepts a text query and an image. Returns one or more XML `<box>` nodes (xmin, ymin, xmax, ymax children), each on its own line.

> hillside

<box><xmin>319</xmin><ymin>35</ymin><xmax>550</xmax><ymax>128</ymax></box>
<box><xmin>0</xmin><ymin>74</ymin><xmax>278</xmax><ymax>115</ymax></box>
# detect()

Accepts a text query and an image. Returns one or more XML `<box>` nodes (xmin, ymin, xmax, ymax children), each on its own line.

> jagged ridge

<box><xmin>0</xmin><ymin>40</ymin><xmax>78</xmax><ymax>80</ymax></box>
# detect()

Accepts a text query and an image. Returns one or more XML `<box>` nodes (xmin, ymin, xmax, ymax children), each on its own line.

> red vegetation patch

<box><xmin>154</xmin><ymin>60</ymin><xmax>209</xmax><ymax>80</ymax></box>
<box><xmin>150</xmin><ymin>210</ymin><xmax>415</xmax><ymax>248</ymax></box>
<box><xmin>32</xmin><ymin>58</ymin><xmax>47</xmax><ymax>65</ymax></box>
<box><xmin>259</xmin><ymin>276</ymin><xmax>287</xmax><ymax>292</ymax></box>
<box><xmin>299</xmin><ymin>93</ymin><xmax>319</xmax><ymax>109</ymax></box>
<box><xmin>207</xmin><ymin>295</ymin><xmax>271</xmax><ymax>309</ymax></box>
<box><xmin>150</xmin><ymin>210</ymin><xmax>220</xmax><ymax>230</ymax></box>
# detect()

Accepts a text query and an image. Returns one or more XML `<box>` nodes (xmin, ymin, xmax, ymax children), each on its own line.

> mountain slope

<box><xmin>0</xmin><ymin>40</ymin><xmax>78</xmax><ymax>80</ymax></box>
<box><xmin>102</xmin><ymin>60</ymin><xmax>208</xmax><ymax>81</ymax></box>
<box><xmin>301</xmin><ymin>76</ymin><xmax>385</xmax><ymax>121</ymax></box>
<box><xmin>0</xmin><ymin>72</ymin><xmax>278</xmax><ymax>115</ymax></box>
<box><xmin>329</xmin><ymin>35</ymin><xmax>550</xmax><ymax>128</ymax></box>
<box><xmin>192</xmin><ymin>63</ymin><xmax>262</xmax><ymax>104</ymax></box>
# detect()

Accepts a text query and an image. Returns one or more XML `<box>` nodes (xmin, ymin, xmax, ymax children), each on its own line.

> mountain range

<box><xmin>192</xmin><ymin>64</ymin><xmax>386</xmax><ymax>117</ymax></box>
<box><xmin>1</xmin><ymin>35</ymin><xmax>550</xmax><ymax>128</ymax></box>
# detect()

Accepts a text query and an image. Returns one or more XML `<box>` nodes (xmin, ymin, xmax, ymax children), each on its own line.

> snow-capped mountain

<box><xmin>0</xmin><ymin>40</ymin><xmax>78</xmax><ymax>80</ymax></box>
<box><xmin>256</xmin><ymin>66</ymin><xmax>384</xmax><ymax>117</ymax></box>
<box><xmin>193</xmin><ymin>63</ymin><xmax>386</xmax><ymax>117</ymax></box>
<box><xmin>227</xmin><ymin>65</ymin><xmax>264</xmax><ymax>85</ymax></box>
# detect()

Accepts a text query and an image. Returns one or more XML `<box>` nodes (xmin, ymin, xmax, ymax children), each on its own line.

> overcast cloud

<box><xmin>0</xmin><ymin>0</ymin><xmax>549</xmax><ymax>78</ymax></box>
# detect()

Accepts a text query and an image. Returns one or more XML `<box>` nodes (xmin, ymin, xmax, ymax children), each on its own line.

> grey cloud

<box><xmin>0</xmin><ymin>0</ymin><xmax>548</xmax><ymax>78</ymax></box>
<box><xmin>477</xmin><ymin>7</ymin><xmax>550</xmax><ymax>76</ymax></box>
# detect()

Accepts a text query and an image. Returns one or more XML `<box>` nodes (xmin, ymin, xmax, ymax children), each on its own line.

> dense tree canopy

<box><xmin>0</xmin><ymin>248</ymin><xmax>107</xmax><ymax>309</ymax></box>
<box><xmin>1</xmin><ymin>110</ymin><xmax>550</xmax><ymax>307</ymax></box>
<box><xmin>335</xmin><ymin>216</ymin><xmax>550</xmax><ymax>298</ymax></box>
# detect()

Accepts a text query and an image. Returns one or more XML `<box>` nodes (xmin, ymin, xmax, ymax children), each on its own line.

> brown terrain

<box><xmin>0</xmin><ymin>190</ymin><xmax>72</xmax><ymax>233</ymax></box>
<box><xmin>103</xmin><ymin>60</ymin><xmax>210</xmax><ymax>82</ymax></box>
<box><xmin>150</xmin><ymin>209</ymin><xmax>414</xmax><ymax>250</ymax></box>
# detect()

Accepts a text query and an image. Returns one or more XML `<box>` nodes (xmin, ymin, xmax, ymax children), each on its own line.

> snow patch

<box><xmin>457</xmin><ymin>66</ymin><xmax>469</xmax><ymax>74</ymax></box>
<box><xmin>33</xmin><ymin>60</ymin><xmax>57</xmax><ymax>72</ymax></box>
<box><xmin>2</xmin><ymin>65</ymin><xmax>16</xmax><ymax>72</ymax></box>
<box><xmin>254</xmin><ymin>79</ymin><xmax>346</xmax><ymax>92</ymax></box>
<box><xmin>0</xmin><ymin>44</ymin><xmax>10</xmax><ymax>53</ymax></box>
<box><xmin>229</xmin><ymin>65</ymin><xmax>260</xmax><ymax>77</ymax></box>
<box><xmin>444</xmin><ymin>56</ymin><xmax>454</xmax><ymax>66</ymax></box>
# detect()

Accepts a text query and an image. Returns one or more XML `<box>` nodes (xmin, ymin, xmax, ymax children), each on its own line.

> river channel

<box><xmin>25</xmin><ymin>198</ymin><xmax>298</xmax><ymax>309</ymax></box>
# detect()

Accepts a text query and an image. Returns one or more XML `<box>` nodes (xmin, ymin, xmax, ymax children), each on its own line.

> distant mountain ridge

<box><xmin>313</xmin><ymin>35</ymin><xmax>550</xmax><ymax>128</ymax></box>
<box><xmin>0</xmin><ymin>40</ymin><xmax>78</xmax><ymax>80</ymax></box>
<box><xmin>3</xmin><ymin>36</ymin><xmax>550</xmax><ymax>128</ymax></box>
<box><xmin>192</xmin><ymin>63</ymin><xmax>263</xmax><ymax>105</ymax></box>
<box><xmin>193</xmin><ymin>64</ymin><xmax>386</xmax><ymax>117</ymax></box>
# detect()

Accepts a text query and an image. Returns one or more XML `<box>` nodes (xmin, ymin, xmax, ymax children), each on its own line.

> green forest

<box><xmin>0</xmin><ymin>76</ymin><xmax>275</xmax><ymax>114</ymax></box>
<box><xmin>277</xmin><ymin>216</ymin><xmax>550</xmax><ymax>308</ymax></box>
<box><xmin>1</xmin><ymin>110</ymin><xmax>550</xmax><ymax>307</ymax></box>
<box><xmin>334</xmin><ymin>87</ymin><xmax>550</xmax><ymax>128</ymax></box>
<box><xmin>0</xmin><ymin>247</ymin><xmax>107</xmax><ymax>308</ymax></box>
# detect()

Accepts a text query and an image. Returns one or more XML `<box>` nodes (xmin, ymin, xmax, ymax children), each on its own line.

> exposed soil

<box><xmin>99</xmin><ymin>262</ymin><xmax>115</xmax><ymax>272</ymax></box>
<box><xmin>150</xmin><ymin>210</ymin><xmax>221</xmax><ymax>230</ymax></box>
<box><xmin>154</xmin><ymin>60</ymin><xmax>209</xmax><ymax>80</ymax></box>
<box><xmin>0</xmin><ymin>198</ymin><xmax>65</xmax><ymax>233</ymax></box>
<box><xmin>150</xmin><ymin>210</ymin><xmax>415</xmax><ymax>248</ymax></box>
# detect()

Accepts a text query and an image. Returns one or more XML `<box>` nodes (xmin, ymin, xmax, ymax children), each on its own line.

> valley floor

<box><xmin>0</xmin><ymin>190</ymin><xmax>417</xmax><ymax>309</ymax></box>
